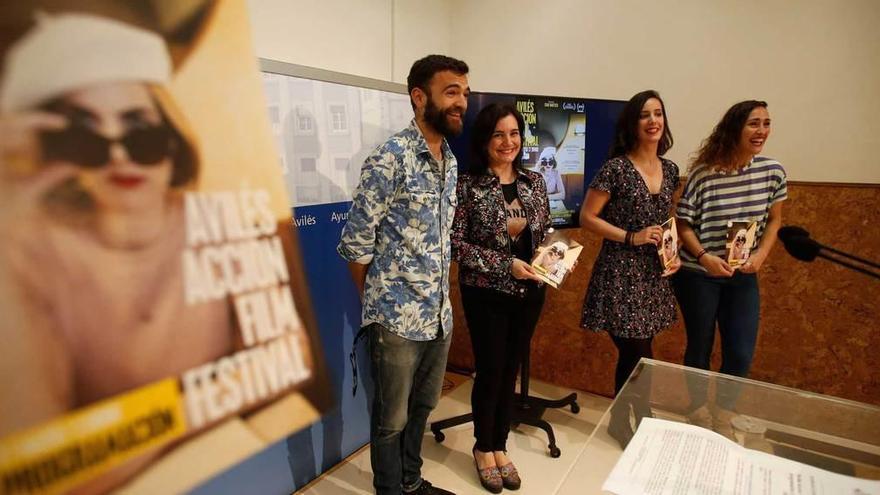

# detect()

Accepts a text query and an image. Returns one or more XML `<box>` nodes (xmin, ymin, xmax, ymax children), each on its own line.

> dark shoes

<box><xmin>403</xmin><ymin>479</ymin><xmax>456</xmax><ymax>495</ymax></box>
<box><xmin>498</xmin><ymin>462</ymin><xmax>521</xmax><ymax>490</ymax></box>
<box><xmin>606</xmin><ymin>412</ymin><xmax>635</xmax><ymax>450</ymax></box>
<box><xmin>607</xmin><ymin>398</ymin><xmax>654</xmax><ymax>450</ymax></box>
<box><xmin>607</xmin><ymin>402</ymin><xmax>635</xmax><ymax>449</ymax></box>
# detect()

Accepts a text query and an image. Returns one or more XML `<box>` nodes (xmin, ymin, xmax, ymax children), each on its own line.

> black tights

<box><xmin>610</xmin><ymin>335</ymin><xmax>654</xmax><ymax>395</ymax></box>
<box><xmin>461</xmin><ymin>284</ymin><xmax>545</xmax><ymax>452</ymax></box>
<box><xmin>607</xmin><ymin>336</ymin><xmax>655</xmax><ymax>449</ymax></box>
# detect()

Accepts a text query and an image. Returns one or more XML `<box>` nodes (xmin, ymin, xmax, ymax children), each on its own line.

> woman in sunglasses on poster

<box><xmin>538</xmin><ymin>146</ymin><xmax>566</xmax><ymax>212</ymax></box>
<box><xmin>731</xmin><ymin>228</ymin><xmax>750</xmax><ymax>263</ymax></box>
<box><xmin>0</xmin><ymin>12</ymin><xmax>233</xmax><ymax>451</ymax></box>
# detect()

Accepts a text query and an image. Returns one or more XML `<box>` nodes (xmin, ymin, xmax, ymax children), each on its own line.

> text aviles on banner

<box><xmin>0</xmin><ymin>1</ymin><xmax>331</xmax><ymax>494</ymax></box>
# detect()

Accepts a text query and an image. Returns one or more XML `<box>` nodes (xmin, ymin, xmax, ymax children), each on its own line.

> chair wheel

<box><xmin>549</xmin><ymin>446</ymin><xmax>561</xmax><ymax>458</ymax></box>
<box><xmin>433</xmin><ymin>432</ymin><xmax>445</xmax><ymax>443</ymax></box>
<box><xmin>571</xmin><ymin>402</ymin><xmax>580</xmax><ymax>414</ymax></box>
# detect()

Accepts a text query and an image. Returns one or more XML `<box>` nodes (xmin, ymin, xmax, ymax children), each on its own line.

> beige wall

<box><xmin>391</xmin><ymin>0</ymin><xmax>454</xmax><ymax>83</ymax></box>
<box><xmin>246</xmin><ymin>0</ymin><xmax>453</xmax><ymax>83</ymax></box>
<box><xmin>247</xmin><ymin>0</ymin><xmax>880</xmax><ymax>184</ymax></box>
<box><xmin>246</xmin><ymin>0</ymin><xmax>391</xmax><ymax>80</ymax></box>
<box><xmin>448</xmin><ymin>0</ymin><xmax>880</xmax><ymax>183</ymax></box>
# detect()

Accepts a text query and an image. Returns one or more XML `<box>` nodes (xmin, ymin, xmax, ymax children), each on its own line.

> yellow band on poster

<box><xmin>0</xmin><ymin>378</ymin><xmax>187</xmax><ymax>495</ymax></box>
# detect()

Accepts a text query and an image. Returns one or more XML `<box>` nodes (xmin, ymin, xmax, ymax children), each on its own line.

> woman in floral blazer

<box><xmin>451</xmin><ymin>103</ymin><xmax>551</xmax><ymax>493</ymax></box>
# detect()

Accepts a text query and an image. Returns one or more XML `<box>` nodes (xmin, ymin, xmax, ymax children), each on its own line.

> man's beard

<box><xmin>424</xmin><ymin>96</ymin><xmax>463</xmax><ymax>138</ymax></box>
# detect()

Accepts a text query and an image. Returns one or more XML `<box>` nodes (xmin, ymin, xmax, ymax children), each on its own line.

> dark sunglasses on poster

<box><xmin>40</xmin><ymin>122</ymin><xmax>177</xmax><ymax>169</ymax></box>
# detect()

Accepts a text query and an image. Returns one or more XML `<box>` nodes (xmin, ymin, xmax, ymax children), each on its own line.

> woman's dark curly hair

<box><xmin>691</xmin><ymin>100</ymin><xmax>768</xmax><ymax>171</ymax></box>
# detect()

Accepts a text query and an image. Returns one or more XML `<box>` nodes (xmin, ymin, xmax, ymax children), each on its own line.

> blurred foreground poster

<box><xmin>0</xmin><ymin>1</ymin><xmax>332</xmax><ymax>493</ymax></box>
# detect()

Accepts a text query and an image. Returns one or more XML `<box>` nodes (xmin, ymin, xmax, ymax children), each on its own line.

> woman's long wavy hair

<box><xmin>691</xmin><ymin>100</ymin><xmax>768</xmax><ymax>172</ymax></box>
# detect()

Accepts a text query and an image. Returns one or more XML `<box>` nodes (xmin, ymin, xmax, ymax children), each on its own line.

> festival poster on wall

<box><xmin>515</xmin><ymin>96</ymin><xmax>586</xmax><ymax>227</ymax></box>
<box><xmin>448</xmin><ymin>92</ymin><xmax>624</xmax><ymax>228</ymax></box>
<box><xmin>0</xmin><ymin>1</ymin><xmax>331</xmax><ymax>494</ymax></box>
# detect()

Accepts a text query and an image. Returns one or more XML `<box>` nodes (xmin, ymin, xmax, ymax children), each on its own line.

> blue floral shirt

<box><xmin>337</xmin><ymin>120</ymin><xmax>457</xmax><ymax>341</ymax></box>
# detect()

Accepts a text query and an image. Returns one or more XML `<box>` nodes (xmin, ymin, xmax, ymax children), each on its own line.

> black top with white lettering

<box><xmin>502</xmin><ymin>183</ymin><xmax>532</xmax><ymax>262</ymax></box>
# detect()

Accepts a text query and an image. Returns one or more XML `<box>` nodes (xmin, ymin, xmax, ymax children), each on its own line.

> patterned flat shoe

<box><xmin>499</xmin><ymin>462</ymin><xmax>521</xmax><ymax>490</ymax></box>
<box><xmin>473</xmin><ymin>458</ymin><xmax>502</xmax><ymax>493</ymax></box>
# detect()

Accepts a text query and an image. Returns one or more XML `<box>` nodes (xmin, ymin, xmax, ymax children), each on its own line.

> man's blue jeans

<box><xmin>368</xmin><ymin>323</ymin><xmax>451</xmax><ymax>495</ymax></box>
<box><xmin>672</xmin><ymin>269</ymin><xmax>760</xmax><ymax>410</ymax></box>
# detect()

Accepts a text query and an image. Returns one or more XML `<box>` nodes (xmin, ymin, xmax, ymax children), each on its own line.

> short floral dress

<box><xmin>581</xmin><ymin>156</ymin><xmax>680</xmax><ymax>338</ymax></box>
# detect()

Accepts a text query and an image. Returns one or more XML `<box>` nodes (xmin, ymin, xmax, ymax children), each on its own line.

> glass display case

<box><xmin>556</xmin><ymin>359</ymin><xmax>880</xmax><ymax>494</ymax></box>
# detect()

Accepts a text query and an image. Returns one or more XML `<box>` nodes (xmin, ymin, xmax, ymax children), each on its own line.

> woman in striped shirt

<box><xmin>674</xmin><ymin>100</ymin><xmax>787</xmax><ymax>431</ymax></box>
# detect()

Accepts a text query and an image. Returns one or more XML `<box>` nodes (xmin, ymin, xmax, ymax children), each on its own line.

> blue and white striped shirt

<box><xmin>677</xmin><ymin>156</ymin><xmax>787</xmax><ymax>272</ymax></box>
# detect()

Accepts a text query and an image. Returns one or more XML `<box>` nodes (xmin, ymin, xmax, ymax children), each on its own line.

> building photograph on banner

<box><xmin>262</xmin><ymin>72</ymin><xmax>413</xmax><ymax>208</ymax></box>
<box><xmin>0</xmin><ymin>1</ymin><xmax>331</xmax><ymax>494</ymax></box>
<box><xmin>449</xmin><ymin>93</ymin><xmax>624</xmax><ymax>228</ymax></box>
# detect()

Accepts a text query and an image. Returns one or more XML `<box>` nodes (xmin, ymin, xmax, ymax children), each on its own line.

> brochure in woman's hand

<box><xmin>725</xmin><ymin>221</ymin><xmax>758</xmax><ymax>268</ymax></box>
<box><xmin>530</xmin><ymin>229</ymin><xmax>583</xmax><ymax>288</ymax></box>
<box><xmin>658</xmin><ymin>217</ymin><xmax>679</xmax><ymax>269</ymax></box>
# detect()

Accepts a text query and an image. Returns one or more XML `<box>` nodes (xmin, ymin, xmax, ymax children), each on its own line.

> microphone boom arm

<box><xmin>817</xmin><ymin>251</ymin><xmax>880</xmax><ymax>280</ymax></box>
<box><xmin>779</xmin><ymin>225</ymin><xmax>880</xmax><ymax>280</ymax></box>
<box><xmin>820</xmin><ymin>244</ymin><xmax>880</xmax><ymax>271</ymax></box>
